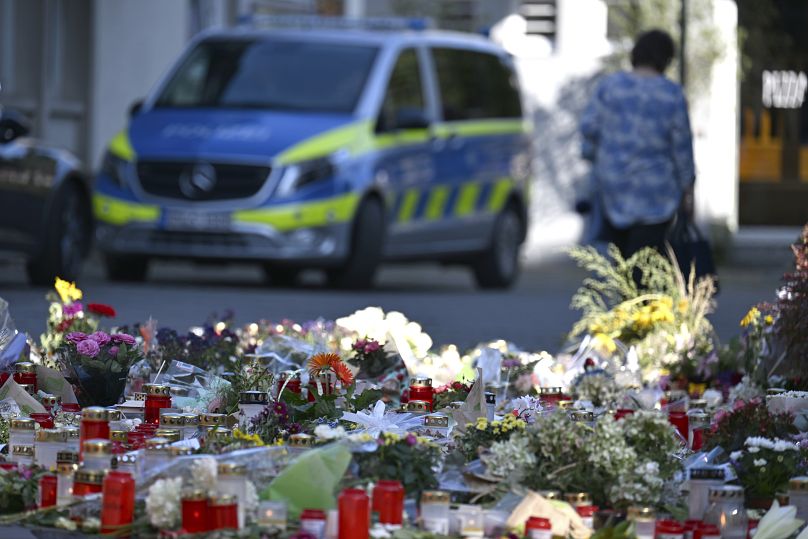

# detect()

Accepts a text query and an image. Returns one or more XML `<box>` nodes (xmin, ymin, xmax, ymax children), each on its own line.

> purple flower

<box><xmin>365</xmin><ymin>340</ymin><xmax>381</xmax><ymax>353</ymax></box>
<box><xmin>76</xmin><ymin>339</ymin><xmax>100</xmax><ymax>358</ymax></box>
<box><xmin>20</xmin><ymin>466</ymin><xmax>32</xmax><ymax>480</ymax></box>
<box><xmin>65</xmin><ymin>332</ymin><xmax>87</xmax><ymax>344</ymax></box>
<box><xmin>88</xmin><ymin>331</ymin><xmax>111</xmax><ymax>346</ymax></box>
<box><xmin>62</xmin><ymin>302</ymin><xmax>83</xmax><ymax>316</ymax></box>
<box><xmin>405</xmin><ymin>433</ymin><xmax>418</xmax><ymax>446</ymax></box>
<box><xmin>108</xmin><ymin>346</ymin><xmax>119</xmax><ymax>357</ymax></box>
<box><xmin>111</xmin><ymin>333</ymin><xmax>136</xmax><ymax>346</ymax></box>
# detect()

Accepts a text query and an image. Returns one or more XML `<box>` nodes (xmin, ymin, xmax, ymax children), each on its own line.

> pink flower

<box><xmin>88</xmin><ymin>331</ymin><xmax>111</xmax><ymax>346</ymax></box>
<box><xmin>405</xmin><ymin>433</ymin><xmax>418</xmax><ymax>446</ymax></box>
<box><xmin>733</xmin><ymin>399</ymin><xmax>747</xmax><ymax>411</ymax></box>
<box><xmin>76</xmin><ymin>339</ymin><xmax>100</xmax><ymax>358</ymax></box>
<box><xmin>62</xmin><ymin>302</ymin><xmax>83</xmax><ymax>316</ymax></box>
<box><xmin>111</xmin><ymin>333</ymin><xmax>136</xmax><ymax>346</ymax></box>
<box><xmin>108</xmin><ymin>346</ymin><xmax>119</xmax><ymax>357</ymax></box>
<box><xmin>365</xmin><ymin>340</ymin><xmax>381</xmax><ymax>353</ymax></box>
<box><xmin>65</xmin><ymin>332</ymin><xmax>87</xmax><ymax>343</ymax></box>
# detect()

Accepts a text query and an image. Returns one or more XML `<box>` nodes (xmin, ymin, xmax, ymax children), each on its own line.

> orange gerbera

<box><xmin>331</xmin><ymin>360</ymin><xmax>354</xmax><ymax>386</ymax></box>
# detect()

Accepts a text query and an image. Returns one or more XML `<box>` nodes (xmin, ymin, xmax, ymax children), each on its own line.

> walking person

<box><xmin>579</xmin><ymin>29</ymin><xmax>695</xmax><ymax>259</ymax></box>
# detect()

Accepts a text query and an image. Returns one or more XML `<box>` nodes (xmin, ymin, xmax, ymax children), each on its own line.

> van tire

<box><xmin>104</xmin><ymin>254</ymin><xmax>149</xmax><ymax>282</ymax></box>
<box><xmin>26</xmin><ymin>181</ymin><xmax>92</xmax><ymax>285</ymax></box>
<box><xmin>472</xmin><ymin>203</ymin><xmax>522</xmax><ymax>289</ymax></box>
<box><xmin>326</xmin><ymin>198</ymin><xmax>384</xmax><ymax>289</ymax></box>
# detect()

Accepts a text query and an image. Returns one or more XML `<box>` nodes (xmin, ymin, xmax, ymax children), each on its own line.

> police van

<box><xmin>93</xmin><ymin>17</ymin><xmax>532</xmax><ymax>288</ymax></box>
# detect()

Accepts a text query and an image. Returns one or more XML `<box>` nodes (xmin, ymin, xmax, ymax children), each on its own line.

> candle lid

<box><xmin>421</xmin><ymin>490</ymin><xmax>450</xmax><ymax>503</ymax></box>
<box><xmin>133</xmin><ymin>392</ymin><xmax>147</xmax><ymax>401</ymax></box>
<box><xmin>36</xmin><ymin>428</ymin><xmax>67</xmax><ymax>443</ymax></box>
<box><xmin>208</xmin><ymin>427</ymin><xmax>233</xmax><ymax>443</ymax></box>
<box><xmin>239</xmin><ymin>391</ymin><xmax>269</xmax><ymax>405</ymax></box>
<box><xmin>690</xmin><ymin>466</ymin><xmax>725</xmax><ymax>480</ymax></box>
<box><xmin>424</xmin><ymin>414</ymin><xmax>449</xmax><ymax>428</ymax></box>
<box><xmin>218</xmin><ymin>462</ymin><xmax>247</xmax><ymax>475</ymax></box>
<box><xmin>537</xmin><ymin>489</ymin><xmax>561</xmax><ymax>500</ymax></box>
<box><xmin>10</xmin><ymin>418</ymin><xmax>35</xmax><ymax>430</ymax></box>
<box><xmin>199</xmin><ymin>413</ymin><xmax>227</xmax><ymax>427</ymax></box>
<box><xmin>15</xmin><ymin>361</ymin><xmax>36</xmax><ymax>373</ymax></box>
<box><xmin>565</xmin><ymin>492</ymin><xmax>592</xmax><ymax>505</ymax></box>
<box><xmin>484</xmin><ymin>392</ymin><xmax>496</xmax><ymax>404</ymax></box>
<box><xmin>708</xmin><ymin>485</ymin><xmax>744</xmax><ymax>501</ymax></box>
<box><xmin>83</xmin><ymin>439</ymin><xmax>111</xmax><ymax>455</ymax></box>
<box><xmin>160</xmin><ymin>413</ymin><xmax>185</xmax><ymax>427</ymax></box>
<box><xmin>557</xmin><ymin>400</ymin><xmax>575</xmax><ymax>410</ymax></box>
<box><xmin>789</xmin><ymin>476</ymin><xmax>808</xmax><ymax>491</ymax></box>
<box><xmin>154</xmin><ymin>428</ymin><xmax>182</xmax><ymax>443</ymax></box>
<box><xmin>11</xmin><ymin>445</ymin><xmax>34</xmax><ymax>457</ymax></box>
<box><xmin>41</xmin><ymin>394</ymin><xmax>60</xmax><ymax>407</ymax></box>
<box><xmin>105</xmin><ymin>408</ymin><xmax>123</xmax><ymax>421</ymax></box>
<box><xmin>143</xmin><ymin>383</ymin><xmax>171</xmax><ymax>397</ymax></box>
<box><xmin>82</xmin><ymin>406</ymin><xmax>109</xmax><ymax>422</ymax></box>
<box><xmin>57</xmin><ymin>450</ymin><xmax>79</xmax><ymax>464</ymax></box>
<box><xmin>144</xmin><ymin>437</ymin><xmax>171</xmax><ymax>451</ymax></box>
<box><xmin>56</xmin><ymin>462</ymin><xmax>77</xmax><ymax>474</ymax></box>
<box><xmin>570</xmin><ymin>410</ymin><xmax>594</xmax><ymax>422</ymax></box>
<box><xmin>118</xmin><ymin>453</ymin><xmax>138</xmax><ymax>465</ymax></box>
<box><xmin>168</xmin><ymin>445</ymin><xmax>193</xmax><ymax>457</ymax></box>
<box><xmin>182</xmin><ymin>487</ymin><xmax>207</xmax><ymax>501</ymax></box>
<box><xmin>288</xmin><ymin>433</ymin><xmax>314</xmax><ymax>447</ymax></box>
<box><xmin>540</xmin><ymin>387</ymin><xmax>563</xmax><ymax>394</ymax></box>
<box><xmin>64</xmin><ymin>426</ymin><xmax>80</xmax><ymax>439</ymax></box>
<box><xmin>209</xmin><ymin>493</ymin><xmax>237</xmax><ymax>506</ymax></box>
<box><xmin>627</xmin><ymin>506</ymin><xmax>656</xmax><ymax>519</ymax></box>
<box><xmin>410</xmin><ymin>377</ymin><xmax>433</xmax><ymax>387</ymax></box>
<box><xmin>74</xmin><ymin>468</ymin><xmax>106</xmax><ymax>485</ymax></box>
<box><xmin>180</xmin><ymin>413</ymin><xmax>199</xmax><ymax>425</ymax></box>
<box><xmin>689</xmin><ymin>399</ymin><xmax>708</xmax><ymax>409</ymax></box>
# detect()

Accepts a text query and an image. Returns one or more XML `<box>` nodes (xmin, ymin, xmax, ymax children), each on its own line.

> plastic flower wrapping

<box><xmin>0</xmin><ymin>234</ymin><xmax>805</xmax><ymax>537</ymax></box>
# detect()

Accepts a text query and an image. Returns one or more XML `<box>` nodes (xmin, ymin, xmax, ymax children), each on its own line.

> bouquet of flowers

<box><xmin>704</xmin><ymin>399</ymin><xmax>797</xmax><ymax>453</ymax></box>
<box><xmin>456</xmin><ymin>414</ymin><xmax>527</xmax><ymax>461</ymax></box>
<box><xmin>57</xmin><ymin>330</ymin><xmax>142</xmax><ymax>406</ymax></box>
<box><xmin>0</xmin><ymin>465</ymin><xmax>45</xmax><ymax>514</ymax></box>
<box><xmin>730</xmin><ymin>436</ymin><xmax>806</xmax><ymax>500</ymax></box>
<box><xmin>40</xmin><ymin>278</ymin><xmax>117</xmax><ymax>358</ymax></box>
<box><xmin>433</xmin><ymin>381</ymin><xmax>473</xmax><ymax>411</ymax></box>
<box><xmin>351</xmin><ymin>432</ymin><xmax>440</xmax><ymax>495</ymax></box>
<box><xmin>249</xmin><ymin>399</ymin><xmax>302</xmax><ymax>445</ymax></box>
<box><xmin>347</xmin><ymin>337</ymin><xmax>403</xmax><ymax>380</ymax></box>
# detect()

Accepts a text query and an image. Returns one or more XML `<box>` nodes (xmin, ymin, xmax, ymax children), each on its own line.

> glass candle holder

<box><xmin>258</xmin><ymin>500</ymin><xmax>287</xmax><ymax>530</ymax></box>
<box><xmin>300</xmin><ymin>508</ymin><xmax>327</xmax><ymax>538</ymax></box>
<box><xmin>101</xmin><ymin>470</ymin><xmax>135</xmax><ymax>535</ymax></box>
<box><xmin>30</xmin><ymin>412</ymin><xmax>54</xmax><ymax>429</ymax></box>
<box><xmin>35</xmin><ymin>428</ymin><xmax>68</xmax><ymax>470</ymax></box>
<box><xmin>373</xmin><ymin>480</ymin><xmax>405</xmax><ymax>526</ymax></box>
<box><xmin>525</xmin><ymin>516</ymin><xmax>552</xmax><ymax>539</ymax></box>
<box><xmin>11</xmin><ymin>445</ymin><xmax>34</xmax><ymax>466</ymax></box>
<box><xmin>56</xmin><ymin>462</ymin><xmax>76</xmax><ymax>506</ymax></box>
<box><xmin>456</xmin><ymin>504</ymin><xmax>484</xmax><ymax>537</ymax></box>
<box><xmin>628</xmin><ymin>506</ymin><xmax>657</xmax><ymax>539</ymax></box>
<box><xmin>9</xmin><ymin>418</ymin><xmax>36</xmax><ymax>448</ymax></box>
<box><xmin>39</xmin><ymin>474</ymin><xmax>57</xmax><ymax>508</ymax></box>
<box><xmin>64</xmin><ymin>426</ymin><xmax>80</xmax><ymax>452</ymax></box>
<box><xmin>789</xmin><ymin>476</ymin><xmax>808</xmax><ymax>520</ymax></box>
<box><xmin>41</xmin><ymin>394</ymin><xmax>60</xmax><ymax>413</ymax></box>
<box><xmin>80</xmin><ymin>407</ymin><xmax>110</xmax><ymax>459</ymax></box>
<box><xmin>704</xmin><ymin>486</ymin><xmax>747</xmax><ymax>539</ymax></box>
<box><xmin>668</xmin><ymin>411</ymin><xmax>689</xmax><ymax>443</ymax></box>
<box><xmin>656</xmin><ymin>519</ymin><xmax>686</xmax><ymax>539</ymax></box>
<box><xmin>238</xmin><ymin>390</ymin><xmax>269</xmax><ymax>430</ymax></box>
<box><xmin>420</xmin><ymin>490</ymin><xmax>450</xmax><ymax>534</ymax></box>
<box><xmin>577</xmin><ymin>505</ymin><xmax>599</xmax><ymax>530</ymax></box>
<box><xmin>218</xmin><ymin>462</ymin><xmax>248</xmax><ymax>529</ymax></box>
<box><xmin>73</xmin><ymin>468</ymin><xmax>105</xmax><ymax>497</ymax></box>
<box><xmin>695</xmin><ymin>524</ymin><xmax>721</xmax><ymax>539</ymax></box>
<box><xmin>687</xmin><ymin>409</ymin><xmax>709</xmax><ymax>451</ymax></box>
<box><xmin>338</xmin><ymin>488</ymin><xmax>369</xmax><ymax>539</ymax></box>
<box><xmin>142</xmin><ymin>437</ymin><xmax>170</xmax><ymax>471</ymax></box>
<box><xmin>688</xmin><ymin>466</ymin><xmax>725</xmax><ymax>520</ymax></box>
<box><xmin>14</xmin><ymin>361</ymin><xmax>37</xmax><ymax>391</ymax></box>
<box><xmin>197</xmin><ymin>413</ymin><xmax>227</xmax><ymax>441</ymax></box>
<box><xmin>82</xmin><ymin>439</ymin><xmax>112</xmax><ymax>471</ymax></box>
<box><xmin>143</xmin><ymin>383</ymin><xmax>172</xmax><ymax>425</ymax></box>
<box><xmin>210</xmin><ymin>494</ymin><xmax>239</xmax><ymax>531</ymax></box>
<box><xmin>539</xmin><ymin>386</ymin><xmax>564</xmax><ymax>407</ymax></box>
<box><xmin>409</xmin><ymin>377</ymin><xmax>434</xmax><ymax>411</ymax></box>
<box><xmin>182</xmin><ymin>488</ymin><xmax>210</xmax><ymax>533</ymax></box>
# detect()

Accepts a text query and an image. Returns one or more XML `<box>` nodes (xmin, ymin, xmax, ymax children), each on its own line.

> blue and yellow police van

<box><xmin>93</xmin><ymin>18</ymin><xmax>532</xmax><ymax>288</ymax></box>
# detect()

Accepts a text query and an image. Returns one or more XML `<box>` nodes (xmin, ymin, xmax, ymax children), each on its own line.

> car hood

<box><xmin>128</xmin><ymin>108</ymin><xmax>356</xmax><ymax>163</ymax></box>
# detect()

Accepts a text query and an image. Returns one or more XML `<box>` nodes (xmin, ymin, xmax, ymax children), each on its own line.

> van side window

<box><xmin>432</xmin><ymin>48</ymin><xmax>522</xmax><ymax>121</ymax></box>
<box><xmin>377</xmin><ymin>49</ymin><xmax>426</xmax><ymax>132</ymax></box>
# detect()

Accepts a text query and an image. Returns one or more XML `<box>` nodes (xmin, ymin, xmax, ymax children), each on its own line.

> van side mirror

<box><xmin>393</xmin><ymin>108</ymin><xmax>430</xmax><ymax>130</ymax></box>
<box><xmin>0</xmin><ymin>108</ymin><xmax>31</xmax><ymax>143</ymax></box>
<box><xmin>129</xmin><ymin>99</ymin><xmax>144</xmax><ymax>118</ymax></box>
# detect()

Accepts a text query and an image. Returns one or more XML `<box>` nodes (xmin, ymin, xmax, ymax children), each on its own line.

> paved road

<box><xmin>0</xmin><ymin>243</ymin><xmax>793</xmax><ymax>353</ymax></box>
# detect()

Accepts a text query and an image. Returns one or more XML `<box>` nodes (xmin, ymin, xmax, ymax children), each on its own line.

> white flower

<box><xmin>190</xmin><ymin>456</ymin><xmax>217</xmax><ymax>493</ymax></box>
<box><xmin>749</xmin><ymin>446</ymin><xmax>761</xmax><ymax>453</ymax></box>
<box><xmin>773</xmin><ymin>440</ymin><xmax>798</xmax><ymax>452</ymax></box>
<box><xmin>730</xmin><ymin>451</ymin><xmax>743</xmax><ymax>461</ymax></box>
<box><xmin>145</xmin><ymin>477</ymin><xmax>182</xmax><ymax>529</ymax></box>
<box><xmin>754</xmin><ymin>458</ymin><xmax>768</xmax><ymax>467</ymax></box>
<box><xmin>754</xmin><ymin>501</ymin><xmax>804</xmax><ymax>539</ymax></box>
<box><xmin>481</xmin><ymin>434</ymin><xmax>537</xmax><ymax>478</ymax></box>
<box><xmin>340</xmin><ymin>400</ymin><xmax>422</xmax><ymax>437</ymax></box>
<box><xmin>510</xmin><ymin>396</ymin><xmax>542</xmax><ymax>423</ymax></box>
<box><xmin>314</xmin><ymin>424</ymin><xmax>347</xmax><ymax>441</ymax></box>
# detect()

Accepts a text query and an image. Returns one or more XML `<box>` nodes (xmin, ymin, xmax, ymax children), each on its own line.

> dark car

<box><xmin>0</xmin><ymin>106</ymin><xmax>93</xmax><ymax>285</ymax></box>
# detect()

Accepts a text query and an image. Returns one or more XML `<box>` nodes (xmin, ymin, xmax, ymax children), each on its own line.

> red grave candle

<box><xmin>409</xmin><ymin>378</ymin><xmax>434</xmax><ymax>411</ymax></box>
<box><xmin>39</xmin><ymin>474</ymin><xmax>57</xmax><ymax>508</ymax></box>
<box><xmin>339</xmin><ymin>488</ymin><xmax>370</xmax><ymax>539</ymax></box>
<box><xmin>73</xmin><ymin>469</ymin><xmax>105</xmax><ymax>497</ymax></box>
<box><xmin>181</xmin><ymin>489</ymin><xmax>210</xmax><ymax>533</ymax></box>
<box><xmin>668</xmin><ymin>411</ymin><xmax>689</xmax><ymax>442</ymax></box>
<box><xmin>30</xmin><ymin>412</ymin><xmax>54</xmax><ymax>429</ymax></box>
<box><xmin>373</xmin><ymin>480</ymin><xmax>405</xmax><ymax>525</ymax></box>
<box><xmin>79</xmin><ymin>407</ymin><xmax>109</xmax><ymax>459</ymax></box>
<box><xmin>211</xmin><ymin>494</ymin><xmax>238</xmax><ymax>530</ymax></box>
<box><xmin>14</xmin><ymin>362</ymin><xmax>37</xmax><ymax>392</ymax></box>
<box><xmin>101</xmin><ymin>470</ymin><xmax>135</xmax><ymax>534</ymax></box>
<box><xmin>143</xmin><ymin>383</ymin><xmax>172</xmax><ymax>425</ymax></box>
<box><xmin>526</xmin><ymin>516</ymin><xmax>553</xmax><ymax>539</ymax></box>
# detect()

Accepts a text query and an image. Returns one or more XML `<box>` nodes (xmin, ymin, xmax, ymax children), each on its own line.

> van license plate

<box><xmin>163</xmin><ymin>209</ymin><xmax>231</xmax><ymax>231</ymax></box>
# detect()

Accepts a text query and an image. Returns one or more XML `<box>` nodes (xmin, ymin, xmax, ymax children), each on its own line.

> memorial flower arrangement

<box><xmin>0</xmin><ymin>465</ymin><xmax>45</xmax><ymax>515</ymax></box>
<box><xmin>729</xmin><ymin>436</ymin><xmax>807</xmax><ymax>500</ymax></box>
<box><xmin>704</xmin><ymin>399</ymin><xmax>797</xmax><ymax>453</ymax></box>
<box><xmin>456</xmin><ymin>414</ymin><xmax>527</xmax><ymax>461</ymax></box>
<box><xmin>351</xmin><ymin>432</ymin><xmax>440</xmax><ymax>495</ymax></box>
<box><xmin>348</xmin><ymin>337</ymin><xmax>402</xmax><ymax>380</ymax></box>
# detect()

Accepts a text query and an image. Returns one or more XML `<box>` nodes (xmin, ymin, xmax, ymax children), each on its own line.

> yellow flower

<box><xmin>740</xmin><ymin>307</ymin><xmax>760</xmax><ymax>328</ymax></box>
<box><xmin>593</xmin><ymin>333</ymin><xmax>617</xmax><ymax>354</ymax></box>
<box><xmin>764</xmin><ymin>314</ymin><xmax>774</xmax><ymax>326</ymax></box>
<box><xmin>677</xmin><ymin>299</ymin><xmax>689</xmax><ymax>314</ymax></box>
<box><xmin>493</xmin><ymin>428</ymin><xmax>500</xmax><ymax>434</ymax></box>
<box><xmin>476</xmin><ymin>423</ymin><xmax>487</xmax><ymax>431</ymax></box>
<box><xmin>54</xmin><ymin>277</ymin><xmax>82</xmax><ymax>304</ymax></box>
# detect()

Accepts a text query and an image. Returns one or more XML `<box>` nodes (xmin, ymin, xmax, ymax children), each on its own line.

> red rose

<box><xmin>56</xmin><ymin>318</ymin><xmax>74</xmax><ymax>333</ymax></box>
<box><xmin>87</xmin><ymin>303</ymin><xmax>116</xmax><ymax>317</ymax></box>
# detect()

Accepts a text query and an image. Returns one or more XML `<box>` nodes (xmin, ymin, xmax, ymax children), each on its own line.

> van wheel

<box><xmin>326</xmin><ymin>198</ymin><xmax>384</xmax><ymax>289</ymax></box>
<box><xmin>104</xmin><ymin>254</ymin><xmax>149</xmax><ymax>282</ymax></box>
<box><xmin>263</xmin><ymin>265</ymin><xmax>300</xmax><ymax>287</ymax></box>
<box><xmin>27</xmin><ymin>182</ymin><xmax>92</xmax><ymax>285</ymax></box>
<box><xmin>472</xmin><ymin>203</ymin><xmax>522</xmax><ymax>289</ymax></box>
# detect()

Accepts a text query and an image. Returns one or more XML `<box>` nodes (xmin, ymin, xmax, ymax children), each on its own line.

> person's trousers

<box><xmin>602</xmin><ymin>219</ymin><xmax>672</xmax><ymax>259</ymax></box>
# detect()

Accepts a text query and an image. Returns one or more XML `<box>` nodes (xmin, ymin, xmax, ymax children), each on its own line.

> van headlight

<box><xmin>274</xmin><ymin>157</ymin><xmax>335</xmax><ymax>198</ymax></box>
<box><xmin>100</xmin><ymin>151</ymin><xmax>130</xmax><ymax>188</ymax></box>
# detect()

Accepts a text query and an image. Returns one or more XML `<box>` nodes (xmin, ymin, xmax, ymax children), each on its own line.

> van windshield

<box><xmin>154</xmin><ymin>38</ymin><xmax>379</xmax><ymax>113</ymax></box>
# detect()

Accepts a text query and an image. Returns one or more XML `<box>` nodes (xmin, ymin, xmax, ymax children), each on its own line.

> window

<box><xmin>377</xmin><ymin>49</ymin><xmax>426</xmax><ymax>132</ymax></box>
<box><xmin>432</xmin><ymin>48</ymin><xmax>522</xmax><ymax>121</ymax></box>
<box><xmin>155</xmin><ymin>38</ymin><xmax>379</xmax><ymax>113</ymax></box>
